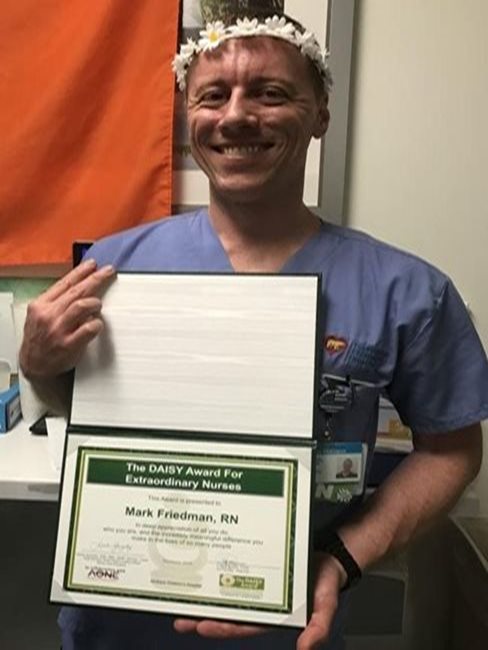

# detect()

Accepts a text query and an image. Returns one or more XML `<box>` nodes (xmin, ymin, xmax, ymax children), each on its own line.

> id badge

<box><xmin>315</xmin><ymin>442</ymin><xmax>368</xmax><ymax>503</ymax></box>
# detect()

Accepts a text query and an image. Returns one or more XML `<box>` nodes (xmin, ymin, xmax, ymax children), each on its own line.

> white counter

<box><xmin>0</xmin><ymin>420</ymin><xmax>480</xmax><ymax>513</ymax></box>
<box><xmin>0</xmin><ymin>419</ymin><xmax>59</xmax><ymax>500</ymax></box>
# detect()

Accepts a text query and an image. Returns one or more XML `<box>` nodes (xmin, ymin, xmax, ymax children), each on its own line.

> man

<box><xmin>20</xmin><ymin>10</ymin><xmax>487</xmax><ymax>650</ymax></box>
<box><xmin>336</xmin><ymin>459</ymin><xmax>358</xmax><ymax>480</ymax></box>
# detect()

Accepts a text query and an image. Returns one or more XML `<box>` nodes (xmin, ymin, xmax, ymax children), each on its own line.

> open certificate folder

<box><xmin>51</xmin><ymin>273</ymin><xmax>320</xmax><ymax>628</ymax></box>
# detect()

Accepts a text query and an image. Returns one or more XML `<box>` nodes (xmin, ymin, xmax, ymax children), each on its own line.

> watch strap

<box><xmin>315</xmin><ymin>529</ymin><xmax>362</xmax><ymax>591</ymax></box>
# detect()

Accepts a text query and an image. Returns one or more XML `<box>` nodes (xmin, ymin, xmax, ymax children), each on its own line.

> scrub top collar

<box><xmin>195</xmin><ymin>208</ymin><xmax>344</xmax><ymax>275</ymax></box>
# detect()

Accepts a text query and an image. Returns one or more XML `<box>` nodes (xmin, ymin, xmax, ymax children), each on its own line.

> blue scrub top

<box><xmin>59</xmin><ymin>209</ymin><xmax>488</xmax><ymax>649</ymax></box>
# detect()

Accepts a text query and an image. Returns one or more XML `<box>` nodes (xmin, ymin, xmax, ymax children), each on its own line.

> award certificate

<box><xmin>51</xmin><ymin>433</ymin><xmax>313</xmax><ymax>627</ymax></box>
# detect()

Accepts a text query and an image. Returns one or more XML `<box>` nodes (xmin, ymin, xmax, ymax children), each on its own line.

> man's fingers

<box><xmin>43</xmin><ymin>259</ymin><xmax>98</xmax><ymax>301</ymax></box>
<box><xmin>195</xmin><ymin>620</ymin><xmax>264</xmax><ymax>639</ymax></box>
<box><xmin>297</xmin><ymin>610</ymin><xmax>333</xmax><ymax>650</ymax></box>
<box><xmin>173</xmin><ymin>619</ymin><xmax>199</xmax><ymax>633</ymax></box>
<box><xmin>41</xmin><ymin>319</ymin><xmax>105</xmax><ymax>375</ymax></box>
<box><xmin>20</xmin><ymin>314</ymin><xmax>104</xmax><ymax>379</ymax></box>
<box><xmin>65</xmin><ymin>317</ymin><xmax>105</xmax><ymax>351</ymax></box>
<box><xmin>20</xmin><ymin>260</ymin><xmax>113</xmax><ymax>379</ymax></box>
<box><xmin>296</xmin><ymin>554</ymin><xmax>342</xmax><ymax>650</ymax></box>
<box><xmin>55</xmin><ymin>264</ymin><xmax>115</xmax><ymax>312</ymax></box>
<box><xmin>43</xmin><ymin>261</ymin><xmax>115</xmax><ymax>309</ymax></box>
<box><xmin>24</xmin><ymin>297</ymin><xmax>103</xmax><ymax>350</ymax></box>
<box><xmin>173</xmin><ymin>618</ymin><xmax>265</xmax><ymax>639</ymax></box>
<box><xmin>62</xmin><ymin>297</ymin><xmax>103</xmax><ymax>333</ymax></box>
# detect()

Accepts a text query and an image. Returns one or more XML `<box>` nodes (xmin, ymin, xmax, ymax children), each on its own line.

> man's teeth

<box><xmin>220</xmin><ymin>145</ymin><xmax>268</xmax><ymax>155</ymax></box>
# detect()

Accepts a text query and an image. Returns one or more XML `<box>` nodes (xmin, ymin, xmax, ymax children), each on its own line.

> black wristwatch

<box><xmin>316</xmin><ymin>529</ymin><xmax>362</xmax><ymax>591</ymax></box>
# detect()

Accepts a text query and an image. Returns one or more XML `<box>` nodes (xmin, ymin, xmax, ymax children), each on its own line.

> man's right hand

<box><xmin>19</xmin><ymin>259</ymin><xmax>115</xmax><ymax>379</ymax></box>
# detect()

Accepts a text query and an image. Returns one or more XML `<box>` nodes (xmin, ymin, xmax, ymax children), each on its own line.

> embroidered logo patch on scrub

<box><xmin>324</xmin><ymin>335</ymin><xmax>348</xmax><ymax>354</ymax></box>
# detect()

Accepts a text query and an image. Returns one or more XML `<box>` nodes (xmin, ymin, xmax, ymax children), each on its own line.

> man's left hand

<box><xmin>173</xmin><ymin>552</ymin><xmax>345</xmax><ymax>649</ymax></box>
<box><xmin>296</xmin><ymin>552</ymin><xmax>345</xmax><ymax>649</ymax></box>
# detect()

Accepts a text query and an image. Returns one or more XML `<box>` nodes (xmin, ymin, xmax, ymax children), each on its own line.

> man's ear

<box><xmin>312</xmin><ymin>95</ymin><xmax>330</xmax><ymax>139</ymax></box>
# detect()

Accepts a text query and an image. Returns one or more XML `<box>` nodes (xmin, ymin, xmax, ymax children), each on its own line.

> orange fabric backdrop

<box><xmin>0</xmin><ymin>0</ymin><xmax>180</xmax><ymax>267</ymax></box>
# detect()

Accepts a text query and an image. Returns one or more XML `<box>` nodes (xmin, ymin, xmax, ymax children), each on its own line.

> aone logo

<box><xmin>87</xmin><ymin>567</ymin><xmax>122</xmax><ymax>581</ymax></box>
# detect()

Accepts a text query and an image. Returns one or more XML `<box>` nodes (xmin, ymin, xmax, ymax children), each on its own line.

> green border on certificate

<box><xmin>64</xmin><ymin>447</ymin><xmax>298</xmax><ymax>613</ymax></box>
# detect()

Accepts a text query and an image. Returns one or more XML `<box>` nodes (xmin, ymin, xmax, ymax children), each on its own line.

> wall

<box><xmin>345</xmin><ymin>0</ymin><xmax>488</xmax><ymax>512</ymax></box>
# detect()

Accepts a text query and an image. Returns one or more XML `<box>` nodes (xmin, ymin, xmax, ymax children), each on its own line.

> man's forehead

<box><xmin>188</xmin><ymin>37</ymin><xmax>311</xmax><ymax>88</ymax></box>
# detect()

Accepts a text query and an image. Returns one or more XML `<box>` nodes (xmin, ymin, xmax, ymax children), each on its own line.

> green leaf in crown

<box><xmin>200</xmin><ymin>0</ymin><xmax>285</xmax><ymax>24</ymax></box>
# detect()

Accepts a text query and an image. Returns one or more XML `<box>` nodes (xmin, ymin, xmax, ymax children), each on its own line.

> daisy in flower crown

<box><xmin>172</xmin><ymin>10</ymin><xmax>332</xmax><ymax>94</ymax></box>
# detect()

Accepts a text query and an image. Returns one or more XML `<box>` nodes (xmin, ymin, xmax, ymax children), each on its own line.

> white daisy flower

<box><xmin>295</xmin><ymin>31</ymin><xmax>319</xmax><ymax>56</ymax></box>
<box><xmin>180</xmin><ymin>38</ymin><xmax>198</xmax><ymax>59</ymax></box>
<box><xmin>228</xmin><ymin>17</ymin><xmax>259</xmax><ymax>36</ymax></box>
<box><xmin>198</xmin><ymin>21</ymin><xmax>227</xmax><ymax>51</ymax></box>
<box><xmin>264</xmin><ymin>15</ymin><xmax>296</xmax><ymax>38</ymax></box>
<box><xmin>171</xmin><ymin>54</ymin><xmax>189</xmax><ymax>89</ymax></box>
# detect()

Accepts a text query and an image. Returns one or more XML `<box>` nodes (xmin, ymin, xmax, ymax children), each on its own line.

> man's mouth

<box><xmin>211</xmin><ymin>143</ymin><xmax>274</xmax><ymax>156</ymax></box>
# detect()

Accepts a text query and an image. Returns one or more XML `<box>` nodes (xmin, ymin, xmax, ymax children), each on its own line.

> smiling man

<box><xmin>19</xmin><ymin>8</ymin><xmax>488</xmax><ymax>650</ymax></box>
<box><xmin>185</xmin><ymin>35</ymin><xmax>328</xmax><ymax>205</ymax></box>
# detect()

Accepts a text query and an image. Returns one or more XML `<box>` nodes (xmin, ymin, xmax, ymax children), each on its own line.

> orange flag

<box><xmin>0</xmin><ymin>0</ymin><xmax>180</xmax><ymax>267</ymax></box>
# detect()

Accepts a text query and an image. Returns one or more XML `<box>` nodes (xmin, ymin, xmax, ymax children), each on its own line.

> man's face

<box><xmin>343</xmin><ymin>459</ymin><xmax>353</xmax><ymax>474</ymax></box>
<box><xmin>185</xmin><ymin>37</ymin><xmax>329</xmax><ymax>204</ymax></box>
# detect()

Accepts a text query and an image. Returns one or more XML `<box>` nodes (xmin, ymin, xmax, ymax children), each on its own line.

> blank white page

<box><xmin>71</xmin><ymin>273</ymin><xmax>318</xmax><ymax>439</ymax></box>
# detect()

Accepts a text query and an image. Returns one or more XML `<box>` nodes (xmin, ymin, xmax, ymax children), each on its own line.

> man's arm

<box><xmin>338</xmin><ymin>423</ymin><xmax>482</xmax><ymax>569</ymax></box>
<box><xmin>174</xmin><ymin>423</ymin><xmax>482</xmax><ymax>649</ymax></box>
<box><xmin>297</xmin><ymin>422</ymin><xmax>483</xmax><ymax>649</ymax></box>
<box><xmin>19</xmin><ymin>259</ymin><xmax>115</xmax><ymax>414</ymax></box>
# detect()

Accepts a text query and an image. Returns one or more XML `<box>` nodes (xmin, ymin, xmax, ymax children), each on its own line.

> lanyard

<box><xmin>319</xmin><ymin>374</ymin><xmax>355</xmax><ymax>440</ymax></box>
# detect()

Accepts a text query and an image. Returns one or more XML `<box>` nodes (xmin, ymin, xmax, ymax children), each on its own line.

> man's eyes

<box><xmin>197</xmin><ymin>89</ymin><xmax>226</xmax><ymax>105</ymax></box>
<box><xmin>195</xmin><ymin>86</ymin><xmax>290</xmax><ymax>107</ymax></box>
<box><xmin>255</xmin><ymin>86</ymin><xmax>289</xmax><ymax>103</ymax></box>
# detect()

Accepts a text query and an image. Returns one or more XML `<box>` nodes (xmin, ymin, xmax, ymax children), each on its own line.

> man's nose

<box><xmin>220</xmin><ymin>92</ymin><xmax>258</xmax><ymax>130</ymax></box>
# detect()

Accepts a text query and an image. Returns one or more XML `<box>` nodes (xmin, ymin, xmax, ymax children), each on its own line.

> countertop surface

<box><xmin>0</xmin><ymin>419</ymin><xmax>59</xmax><ymax>500</ymax></box>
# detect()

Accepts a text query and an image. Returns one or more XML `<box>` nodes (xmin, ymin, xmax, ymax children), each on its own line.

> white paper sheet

<box><xmin>71</xmin><ymin>274</ymin><xmax>318</xmax><ymax>439</ymax></box>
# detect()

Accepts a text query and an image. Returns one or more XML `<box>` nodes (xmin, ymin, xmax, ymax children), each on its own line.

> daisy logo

<box><xmin>220</xmin><ymin>574</ymin><xmax>236</xmax><ymax>588</ymax></box>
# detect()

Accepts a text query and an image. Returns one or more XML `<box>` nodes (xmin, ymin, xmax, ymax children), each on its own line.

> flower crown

<box><xmin>172</xmin><ymin>15</ymin><xmax>332</xmax><ymax>93</ymax></box>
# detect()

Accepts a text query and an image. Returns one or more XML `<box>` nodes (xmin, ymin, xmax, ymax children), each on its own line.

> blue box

<box><xmin>0</xmin><ymin>383</ymin><xmax>21</xmax><ymax>433</ymax></box>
